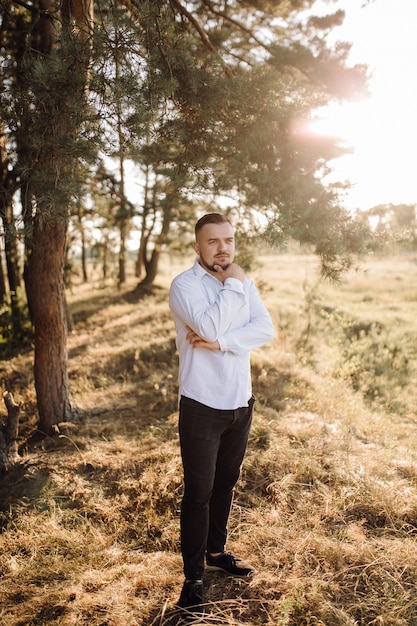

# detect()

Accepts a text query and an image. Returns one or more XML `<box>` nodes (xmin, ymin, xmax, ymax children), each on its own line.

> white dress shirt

<box><xmin>169</xmin><ymin>259</ymin><xmax>274</xmax><ymax>410</ymax></box>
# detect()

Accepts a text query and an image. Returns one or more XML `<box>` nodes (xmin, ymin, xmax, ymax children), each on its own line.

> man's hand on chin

<box><xmin>213</xmin><ymin>263</ymin><xmax>245</xmax><ymax>283</ymax></box>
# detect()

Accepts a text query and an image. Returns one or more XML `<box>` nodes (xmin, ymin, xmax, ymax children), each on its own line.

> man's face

<box><xmin>194</xmin><ymin>222</ymin><xmax>236</xmax><ymax>274</ymax></box>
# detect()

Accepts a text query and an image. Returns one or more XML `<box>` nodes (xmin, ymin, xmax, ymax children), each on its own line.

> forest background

<box><xmin>1</xmin><ymin>1</ymin><xmax>417</xmax><ymax>623</ymax></box>
<box><xmin>1</xmin><ymin>0</ymin><xmax>416</xmax><ymax>433</ymax></box>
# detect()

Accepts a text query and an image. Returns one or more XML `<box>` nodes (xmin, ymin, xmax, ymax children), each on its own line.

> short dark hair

<box><xmin>195</xmin><ymin>213</ymin><xmax>232</xmax><ymax>237</ymax></box>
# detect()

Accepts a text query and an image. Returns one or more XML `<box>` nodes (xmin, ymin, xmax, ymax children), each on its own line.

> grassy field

<box><xmin>1</xmin><ymin>251</ymin><xmax>417</xmax><ymax>625</ymax></box>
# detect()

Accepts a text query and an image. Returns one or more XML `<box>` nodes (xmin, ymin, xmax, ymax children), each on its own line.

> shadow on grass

<box><xmin>70</xmin><ymin>282</ymin><xmax>168</xmax><ymax>327</ymax></box>
<box><xmin>144</xmin><ymin>573</ymin><xmax>263</xmax><ymax>625</ymax></box>
<box><xmin>0</xmin><ymin>460</ymin><xmax>51</xmax><ymax>526</ymax></box>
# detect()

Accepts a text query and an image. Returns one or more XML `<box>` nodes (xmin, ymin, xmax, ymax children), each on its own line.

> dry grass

<box><xmin>1</xmin><ymin>251</ymin><xmax>417</xmax><ymax>625</ymax></box>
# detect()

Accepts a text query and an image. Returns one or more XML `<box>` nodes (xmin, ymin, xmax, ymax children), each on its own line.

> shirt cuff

<box><xmin>218</xmin><ymin>337</ymin><xmax>227</xmax><ymax>351</ymax></box>
<box><xmin>223</xmin><ymin>277</ymin><xmax>244</xmax><ymax>293</ymax></box>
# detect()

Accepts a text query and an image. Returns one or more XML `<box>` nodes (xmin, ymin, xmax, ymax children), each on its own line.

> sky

<box><xmin>311</xmin><ymin>0</ymin><xmax>417</xmax><ymax>211</ymax></box>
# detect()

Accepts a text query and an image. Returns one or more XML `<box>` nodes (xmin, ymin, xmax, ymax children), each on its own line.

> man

<box><xmin>169</xmin><ymin>213</ymin><xmax>274</xmax><ymax>616</ymax></box>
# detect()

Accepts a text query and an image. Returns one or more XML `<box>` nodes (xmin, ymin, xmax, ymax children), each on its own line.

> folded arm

<box><xmin>170</xmin><ymin>276</ymin><xmax>246</xmax><ymax>343</ymax></box>
<box><xmin>170</xmin><ymin>278</ymin><xmax>274</xmax><ymax>354</ymax></box>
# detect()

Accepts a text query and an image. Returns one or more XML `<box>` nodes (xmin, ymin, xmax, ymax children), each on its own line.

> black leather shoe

<box><xmin>176</xmin><ymin>579</ymin><xmax>205</xmax><ymax>620</ymax></box>
<box><xmin>206</xmin><ymin>551</ymin><xmax>255</xmax><ymax>577</ymax></box>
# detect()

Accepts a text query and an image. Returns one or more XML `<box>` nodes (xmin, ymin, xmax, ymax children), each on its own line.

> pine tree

<box><xmin>0</xmin><ymin>0</ymin><xmax>371</xmax><ymax>438</ymax></box>
<box><xmin>1</xmin><ymin>0</ymin><xmax>94</xmax><ymax>433</ymax></box>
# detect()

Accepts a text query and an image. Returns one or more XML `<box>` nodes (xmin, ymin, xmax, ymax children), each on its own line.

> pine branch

<box><xmin>119</xmin><ymin>0</ymin><xmax>234</xmax><ymax>76</ymax></box>
<box><xmin>169</xmin><ymin>0</ymin><xmax>235</xmax><ymax>76</ymax></box>
<box><xmin>201</xmin><ymin>0</ymin><xmax>320</xmax><ymax>84</ymax></box>
<box><xmin>202</xmin><ymin>0</ymin><xmax>271</xmax><ymax>53</ymax></box>
<box><xmin>11</xmin><ymin>0</ymin><xmax>52</xmax><ymax>17</ymax></box>
<box><xmin>169</xmin><ymin>0</ymin><xmax>216</xmax><ymax>53</ymax></box>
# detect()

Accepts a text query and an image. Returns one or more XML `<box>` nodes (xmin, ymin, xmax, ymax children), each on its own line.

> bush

<box><xmin>335</xmin><ymin>323</ymin><xmax>412</xmax><ymax>414</ymax></box>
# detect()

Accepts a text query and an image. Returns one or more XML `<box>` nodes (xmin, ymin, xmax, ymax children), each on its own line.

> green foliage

<box><xmin>86</xmin><ymin>0</ymin><xmax>370</xmax><ymax>283</ymax></box>
<box><xmin>1</xmin><ymin>0</ymin><xmax>372</xmax><ymax>287</ymax></box>
<box><xmin>289</xmin><ymin>257</ymin><xmax>416</xmax><ymax>416</ymax></box>
<box><xmin>311</xmin><ymin>303</ymin><xmax>414</xmax><ymax>416</ymax></box>
<box><xmin>336</xmin><ymin>323</ymin><xmax>412</xmax><ymax>414</ymax></box>
<box><xmin>364</xmin><ymin>203</ymin><xmax>417</xmax><ymax>252</ymax></box>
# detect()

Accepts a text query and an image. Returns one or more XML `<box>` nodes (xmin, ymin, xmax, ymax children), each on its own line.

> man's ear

<box><xmin>193</xmin><ymin>241</ymin><xmax>200</xmax><ymax>255</ymax></box>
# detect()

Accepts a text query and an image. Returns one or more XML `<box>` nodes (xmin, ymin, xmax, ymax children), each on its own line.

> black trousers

<box><xmin>178</xmin><ymin>394</ymin><xmax>254</xmax><ymax>580</ymax></box>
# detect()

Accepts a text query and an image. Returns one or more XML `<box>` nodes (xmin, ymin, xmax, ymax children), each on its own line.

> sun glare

<box><xmin>307</xmin><ymin>0</ymin><xmax>417</xmax><ymax>211</ymax></box>
<box><xmin>309</xmin><ymin>100</ymin><xmax>370</xmax><ymax>145</ymax></box>
<box><xmin>308</xmin><ymin>91</ymin><xmax>417</xmax><ymax>210</ymax></box>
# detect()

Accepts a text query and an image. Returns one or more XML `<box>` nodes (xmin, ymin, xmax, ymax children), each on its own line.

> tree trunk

<box><xmin>76</xmin><ymin>202</ymin><xmax>88</xmax><ymax>283</ymax></box>
<box><xmin>135</xmin><ymin>167</ymin><xmax>154</xmax><ymax>279</ymax></box>
<box><xmin>136</xmin><ymin>230</ymin><xmax>149</xmax><ymax>280</ymax></box>
<box><xmin>142</xmin><ymin>245</ymin><xmax>161</xmax><ymax>285</ymax></box>
<box><xmin>4</xmin><ymin>204</ymin><xmax>21</xmax><ymax>294</ymax></box>
<box><xmin>115</xmin><ymin>38</ymin><xmax>129</xmax><ymax>287</ymax></box>
<box><xmin>0</xmin><ymin>391</ymin><xmax>20</xmax><ymax>472</ymax></box>
<box><xmin>21</xmin><ymin>0</ymin><xmax>93</xmax><ymax>434</ymax></box>
<box><xmin>118</xmin><ymin>225</ymin><xmax>127</xmax><ymax>286</ymax></box>
<box><xmin>0</xmin><ymin>124</ymin><xmax>21</xmax><ymax>315</ymax></box>
<box><xmin>4</xmin><ymin>203</ymin><xmax>24</xmax><ymax>338</ymax></box>
<box><xmin>25</xmin><ymin>219</ymin><xmax>73</xmax><ymax>433</ymax></box>
<box><xmin>0</xmin><ymin>251</ymin><xmax>6</xmax><ymax>305</ymax></box>
<box><xmin>141</xmin><ymin>205</ymin><xmax>172</xmax><ymax>285</ymax></box>
<box><xmin>102</xmin><ymin>236</ymin><xmax>109</xmax><ymax>280</ymax></box>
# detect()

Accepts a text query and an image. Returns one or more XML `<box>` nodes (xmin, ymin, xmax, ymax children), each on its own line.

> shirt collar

<box><xmin>193</xmin><ymin>259</ymin><xmax>225</xmax><ymax>285</ymax></box>
<box><xmin>193</xmin><ymin>259</ymin><xmax>208</xmax><ymax>280</ymax></box>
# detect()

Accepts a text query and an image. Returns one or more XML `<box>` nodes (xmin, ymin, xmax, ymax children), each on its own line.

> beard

<box><xmin>199</xmin><ymin>253</ymin><xmax>231</xmax><ymax>273</ymax></box>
